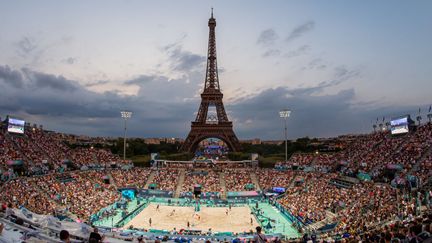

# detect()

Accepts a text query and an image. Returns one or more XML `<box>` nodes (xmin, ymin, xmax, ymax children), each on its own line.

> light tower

<box><xmin>120</xmin><ymin>111</ymin><xmax>132</xmax><ymax>162</ymax></box>
<box><xmin>279</xmin><ymin>109</ymin><xmax>291</xmax><ymax>163</ymax></box>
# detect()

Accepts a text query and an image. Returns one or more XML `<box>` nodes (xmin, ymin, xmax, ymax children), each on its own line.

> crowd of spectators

<box><xmin>111</xmin><ymin>168</ymin><xmax>152</xmax><ymax>188</ymax></box>
<box><xmin>1</xmin><ymin>177</ymin><xmax>56</xmax><ymax>215</ymax></box>
<box><xmin>357</xmin><ymin>213</ymin><xmax>431</xmax><ymax>242</ymax></box>
<box><xmin>151</xmin><ymin>169</ymin><xmax>180</xmax><ymax>191</ymax></box>
<box><xmin>224</xmin><ymin>169</ymin><xmax>254</xmax><ymax>191</ymax></box>
<box><xmin>275</xmin><ymin>123</ymin><xmax>432</xmax><ymax>179</ymax></box>
<box><xmin>1</xmin><ymin>120</ymin><xmax>432</xmax><ymax>241</ymax></box>
<box><xmin>417</xmin><ymin>153</ymin><xmax>432</xmax><ymax>187</ymax></box>
<box><xmin>392</xmin><ymin>123</ymin><xmax>432</xmax><ymax>170</ymax></box>
<box><xmin>28</xmin><ymin>171</ymin><xmax>119</xmax><ymax>220</ymax></box>
<box><xmin>257</xmin><ymin>169</ymin><xmax>295</xmax><ymax>190</ymax></box>
<box><xmin>9</xmin><ymin>135</ymin><xmax>48</xmax><ymax>167</ymax></box>
<box><xmin>334</xmin><ymin>182</ymin><xmax>398</xmax><ymax>234</ymax></box>
<box><xmin>0</xmin><ymin>124</ymin><xmax>123</xmax><ymax>174</ymax></box>
<box><xmin>0</xmin><ymin>130</ymin><xmax>25</xmax><ymax>171</ymax></box>
<box><xmin>182</xmin><ymin>169</ymin><xmax>221</xmax><ymax>193</ymax></box>
<box><xmin>276</xmin><ymin>153</ymin><xmax>314</xmax><ymax>167</ymax></box>
<box><xmin>278</xmin><ymin>172</ymin><xmax>339</xmax><ymax>223</ymax></box>
<box><xmin>26</xmin><ymin>129</ymin><xmax>70</xmax><ymax>167</ymax></box>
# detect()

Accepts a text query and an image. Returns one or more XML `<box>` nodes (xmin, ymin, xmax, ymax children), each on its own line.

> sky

<box><xmin>0</xmin><ymin>0</ymin><xmax>431</xmax><ymax>140</ymax></box>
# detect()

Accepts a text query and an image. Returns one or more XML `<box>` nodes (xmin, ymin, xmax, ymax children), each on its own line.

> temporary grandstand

<box><xmin>1</xmin><ymin>118</ymin><xmax>431</xmax><ymax>242</ymax></box>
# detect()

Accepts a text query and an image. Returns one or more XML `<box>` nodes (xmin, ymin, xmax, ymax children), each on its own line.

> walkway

<box><xmin>174</xmin><ymin>169</ymin><xmax>186</xmax><ymax>198</ymax></box>
<box><xmin>250</xmin><ymin>171</ymin><xmax>261</xmax><ymax>191</ymax></box>
<box><xmin>219</xmin><ymin>172</ymin><xmax>227</xmax><ymax>199</ymax></box>
<box><xmin>144</xmin><ymin>170</ymin><xmax>157</xmax><ymax>189</ymax></box>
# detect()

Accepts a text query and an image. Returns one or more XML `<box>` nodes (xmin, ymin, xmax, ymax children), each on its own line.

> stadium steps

<box><xmin>249</xmin><ymin>171</ymin><xmax>261</xmax><ymax>191</ymax></box>
<box><xmin>325</xmin><ymin>210</ymin><xmax>337</xmax><ymax>219</ymax></box>
<box><xmin>144</xmin><ymin>170</ymin><xmax>157</xmax><ymax>189</ymax></box>
<box><xmin>288</xmin><ymin>173</ymin><xmax>298</xmax><ymax>188</ymax></box>
<box><xmin>107</xmin><ymin>172</ymin><xmax>119</xmax><ymax>191</ymax></box>
<box><xmin>306</xmin><ymin>210</ymin><xmax>337</xmax><ymax>231</ymax></box>
<box><xmin>309</xmin><ymin>156</ymin><xmax>318</xmax><ymax>167</ymax></box>
<box><xmin>92</xmin><ymin>153</ymin><xmax>99</xmax><ymax>164</ymax></box>
<box><xmin>174</xmin><ymin>169</ymin><xmax>186</xmax><ymax>198</ymax></box>
<box><xmin>219</xmin><ymin>172</ymin><xmax>227</xmax><ymax>199</ymax></box>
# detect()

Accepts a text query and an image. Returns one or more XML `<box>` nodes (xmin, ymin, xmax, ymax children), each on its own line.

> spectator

<box><xmin>89</xmin><ymin>227</ymin><xmax>103</xmax><ymax>242</ymax></box>
<box><xmin>59</xmin><ymin>230</ymin><xmax>70</xmax><ymax>243</ymax></box>
<box><xmin>253</xmin><ymin>226</ymin><xmax>267</xmax><ymax>243</ymax></box>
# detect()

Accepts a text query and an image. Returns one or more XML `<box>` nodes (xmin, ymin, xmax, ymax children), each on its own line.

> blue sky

<box><xmin>0</xmin><ymin>0</ymin><xmax>431</xmax><ymax>139</ymax></box>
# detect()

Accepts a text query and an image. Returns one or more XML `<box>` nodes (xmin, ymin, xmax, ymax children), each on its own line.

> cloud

<box><xmin>22</xmin><ymin>68</ymin><xmax>79</xmax><ymax>92</ymax></box>
<box><xmin>0</xmin><ymin>64</ymin><xmax>422</xmax><ymax>140</ymax></box>
<box><xmin>284</xmin><ymin>45</ymin><xmax>310</xmax><ymax>58</ymax></box>
<box><xmin>229</xmin><ymin>82</ymin><xmax>423</xmax><ymax>139</ymax></box>
<box><xmin>62</xmin><ymin>57</ymin><xmax>76</xmax><ymax>64</ymax></box>
<box><xmin>14</xmin><ymin>35</ymin><xmax>75</xmax><ymax>68</ymax></box>
<box><xmin>85</xmin><ymin>80</ymin><xmax>109</xmax><ymax>87</ymax></box>
<box><xmin>162</xmin><ymin>42</ymin><xmax>206</xmax><ymax>73</ymax></box>
<box><xmin>0</xmin><ymin>55</ymin><xmax>204</xmax><ymax>137</ymax></box>
<box><xmin>0</xmin><ymin>65</ymin><xmax>24</xmax><ymax>88</ymax></box>
<box><xmin>286</xmin><ymin>21</ymin><xmax>315</xmax><ymax>42</ymax></box>
<box><xmin>262</xmin><ymin>49</ymin><xmax>281</xmax><ymax>58</ymax></box>
<box><xmin>333</xmin><ymin>65</ymin><xmax>361</xmax><ymax>81</ymax></box>
<box><xmin>302</xmin><ymin>58</ymin><xmax>327</xmax><ymax>70</ymax></box>
<box><xmin>257</xmin><ymin>29</ymin><xmax>279</xmax><ymax>46</ymax></box>
<box><xmin>16</xmin><ymin>36</ymin><xmax>38</xmax><ymax>56</ymax></box>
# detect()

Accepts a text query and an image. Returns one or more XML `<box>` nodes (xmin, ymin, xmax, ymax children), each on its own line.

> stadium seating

<box><xmin>1</xmin><ymin>121</ymin><xmax>431</xmax><ymax>242</ymax></box>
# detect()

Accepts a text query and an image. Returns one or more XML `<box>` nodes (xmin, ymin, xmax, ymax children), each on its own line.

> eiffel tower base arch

<box><xmin>180</xmin><ymin>123</ymin><xmax>241</xmax><ymax>153</ymax></box>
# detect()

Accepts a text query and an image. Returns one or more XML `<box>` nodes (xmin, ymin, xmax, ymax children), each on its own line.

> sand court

<box><xmin>123</xmin><ymin>203</ymin><xmax>260</xmax><ymax>233</ymax></box>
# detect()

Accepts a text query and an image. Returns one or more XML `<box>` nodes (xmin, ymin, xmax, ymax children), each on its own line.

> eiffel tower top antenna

<box><xmin>205</xmin><ymin>7</ymin><xmax>219</xmax><ymax>92</ymax></box>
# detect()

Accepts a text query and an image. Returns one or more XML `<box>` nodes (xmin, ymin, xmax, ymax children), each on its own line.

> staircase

<box><xmin>249</xmin><ymin>171</ymin><xmax>261</xmax><ymax>191</ymax></box>
<box><xmin>306</xmin><ymin>210</ymin><xmax>337</xmax><ymax>231</ymax></box>
<box><xmin>288</xmin><ymin>173</ymin><xmax>298</xmax><ymax>188</ymax></box>
<box><xmin>174</xmin><ymin>169</ymin><xmax>186</xmax><ymax>198</ymax></box>
<box><xmin>107</xmin><ymin>172</ymin><xmax>119</xmax><ymax>191</ymax></box>
<box><xmin>92</xmin><ymin>153</ymin><xmax>99</xmax><ymax>164</ymax></box>
<box><xmin>144</xmin><ymin>170</ymin><xmax>157</xmax><ymax>189</ymax></box>
<box><xmin>310</xmin><ymin>155</ymin><xmax>318</xmax><ymax>167</ymax></box>
<box><xmin>219</xmin><ymin>172</ymin><xmax>227</xmax><ymax>199</ymax></box>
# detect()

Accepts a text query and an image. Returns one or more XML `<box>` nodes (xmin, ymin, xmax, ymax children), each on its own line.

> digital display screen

<box><xmin>390</xmin><ymin>117</ymin><xmax>409</xmax><ymax>135</ymax></box>
<box><xmin>8</xmin><ymin>118</ymin><xmax>25</xmax><ymax>134</ymax></box>
<box><xmin>121</xmin><ymin>189</ymin><xmax>135</xmax><ymax>200</ymax></box>
<box><xmin>272</xmin><ymin>187</ymin><xmax>286</xmax><ymax>193</ymax></box>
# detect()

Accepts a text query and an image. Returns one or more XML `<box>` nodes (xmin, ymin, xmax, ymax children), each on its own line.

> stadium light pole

<box><xmin>385</xmin><ymin>122</ymin><xmax>390</xmax><ymax>130</ymax></box>
<box><xmin>121</xmin><ymin>111</ymin><xmax>132</xmax><ymax>162</ymax></box>
<box><xmin>416</xmin><ymin>115</ymin><xmax>422</xmax><ymax>126</ymax></box>
<box><xmin>279</xmin><ymin>109</ymin><xmax>291</xmax><ymax>163</ymax></box>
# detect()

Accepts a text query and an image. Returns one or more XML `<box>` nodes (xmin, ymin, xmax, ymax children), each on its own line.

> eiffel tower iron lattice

<box><xmin>180</xmin><ymin>10</ymin><xmax>241</xmax><ymax>153</ymax></box>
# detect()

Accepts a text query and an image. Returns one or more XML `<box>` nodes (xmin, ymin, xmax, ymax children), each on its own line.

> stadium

<box><xmin>1</xmin><ymin>1</ymin><xmax>432</xmax><ymax>243</ymax></box>
<box><xmin>1</xmin><ymin>113</ymin><xmax>432</xmax><ymax>242</ymax></box>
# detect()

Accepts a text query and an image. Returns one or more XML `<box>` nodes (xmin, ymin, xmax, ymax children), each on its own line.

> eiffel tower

<box><xmin>180</xmin><ymin>10</ymin><xmax>241</xmax><ymax>153</ymax></box>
